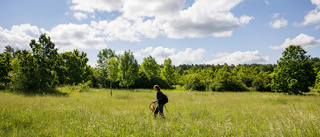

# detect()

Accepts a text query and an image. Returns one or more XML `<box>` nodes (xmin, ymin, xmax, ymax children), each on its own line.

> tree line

<box><xmin>1</xmin><ymin>34</ymin><xmax>320</xmax><ymax>95</ymax></box>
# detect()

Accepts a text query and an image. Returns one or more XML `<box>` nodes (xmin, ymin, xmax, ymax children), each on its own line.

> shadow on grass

<box><xmin>1</xmin><ymin>87</ymin><xmax>69</xmax><ymax>97</ymax></box>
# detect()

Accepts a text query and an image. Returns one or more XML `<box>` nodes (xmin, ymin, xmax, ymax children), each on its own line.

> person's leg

<box><xmin>153</xmin><ymin>104</ymin><xmax>159</xmax><ymax>119</ymax></box>
<box><xmin>159</xmin><ymin>104</ymin><xmax>165</xmax><ymax>119</ymax></box>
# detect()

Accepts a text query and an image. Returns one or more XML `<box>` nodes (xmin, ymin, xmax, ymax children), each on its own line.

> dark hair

<box><xmin>154</xmin><ymin>85</ymin><xmax>161</xmax><ymax>91</ymax></box>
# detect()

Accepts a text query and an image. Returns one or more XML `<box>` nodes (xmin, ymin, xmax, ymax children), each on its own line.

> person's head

<box><xmin>153</xmin><ymin>85</ymin><xmax>160</xmax><ymax>91</ymax></box>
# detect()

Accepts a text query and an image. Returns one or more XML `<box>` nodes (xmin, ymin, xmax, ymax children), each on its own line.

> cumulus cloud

<box><xmin>74</xmin><ymin>12</ymin><xmax>88</xmax><ymax>20</ymax></box>
<box><xmin>157</xmin><ymin>0</ymin><xmax>253</xmax><ymax>38</ymax></box>
<box><xmin>204</xmin><ymin>50</ymin><xmax>270</xmax><ymax>65</ymax></box>
<box><xmin>69</xmin><ymin>0</ymin><xmax>253</xmax><ymax>39</ymax></box>
<box><xmin>122</xmin><ymin>0</ymin><xmax>185</xmax><ymax>20</ymax></box>
<box><xmin>135</xmin><ymin>46</ymin><xmax>205</xmax><ymax>65</ymax></box>
<box><xmin>0</xmin><ymin>24</ymin><xmax>41</xmax><ymax>51</ymax></box>
<box><xmin>295</xmin><ymin>0</ymin><xmax>320</xmax><ymax>26</ymax></box>
<box><xmin>47</xmin><ymin>23</ymin><xmax>106</xmax><ymax>52</ymax></box>
<box><xmin>269</xmin><ymin>18</ymin><xmax>288</xmax><ymax>28</ymax></box>
<box><xmin>70</xmin><ymin>0</ymin><xmax>122</xmax><ymax>13</ymax></box>
<box><xmin>170</xmin><ymin>48</ymin><xmax>206</xmax><ymax>65</ymax></box>
<box><xmin>269</xmin><ymin>33</ymin><xmax>320</xmax><ymax>50</ymax></box>
<box><xmin>91</xmin><ymin>17</ymin><xmax>159</xmax><ymax>42</ymax></box>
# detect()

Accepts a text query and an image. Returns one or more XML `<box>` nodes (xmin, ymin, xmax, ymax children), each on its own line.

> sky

<box><xmin>0</xmin><ymin>0</ymin><xmax>320</xmax><ymax>66</ymax></box>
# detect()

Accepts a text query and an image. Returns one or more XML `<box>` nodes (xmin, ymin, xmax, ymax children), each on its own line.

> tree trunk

<box><xmin>110</xmin><ymin>81</ymin><xmax>112</xmax><ymax>97</ymax></box>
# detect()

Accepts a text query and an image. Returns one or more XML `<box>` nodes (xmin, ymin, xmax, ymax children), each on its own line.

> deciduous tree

<box><xmin>271</xmin><ymin>45</ymin><xmax>316</xmax><ymax>94</ymax></box>
<box><xmin>119</xmin><ymin>50</ymin><xmax>139</xmax><ymax>89</ymax></box>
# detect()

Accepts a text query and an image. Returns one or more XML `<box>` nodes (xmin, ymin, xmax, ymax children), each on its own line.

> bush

<box><xmin>316</xmin><ymin>71</ymin><xmax>320</xmax><ymax>93</ymax></box>
<box><xmin>183</xmin><ymin>74</ymin><xmax>206</xmax><ymax>91</ymax></box>
<box><xmin>209</xmin><ymin>65</ymin><xmax>248</xmax><ymax>92</ymax></box>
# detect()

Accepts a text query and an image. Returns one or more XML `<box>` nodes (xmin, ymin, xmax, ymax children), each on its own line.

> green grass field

<box><xmin>1</xmin><ymin>89</ymin><xmax>320</xmax><ymax>136</ymax></box>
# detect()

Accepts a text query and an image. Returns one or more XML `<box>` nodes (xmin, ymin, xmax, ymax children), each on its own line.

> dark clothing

<box><xmin>154</xmin><ymin>103</ymin><xmax>164</xmax><ymax>115</ymax></box>
<box><xmin>156</xmin><ymin>90</ymin><xmax>166</xmax><ymax>104</ymax></box>
<box><xmin>154</xmin><ymin>90</ymin><xmax>165</xmax><ymax>118</ymax></box>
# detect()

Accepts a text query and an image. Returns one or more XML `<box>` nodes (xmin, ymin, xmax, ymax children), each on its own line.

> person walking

<box><xmin>152</xmin><ymin>85</ymin><xmax>168</xmax><ymax>119</ymax></box>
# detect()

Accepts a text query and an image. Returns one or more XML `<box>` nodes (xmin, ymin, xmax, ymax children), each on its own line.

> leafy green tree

<box><xmin>182</xmin><ymin>73</ymin><xmax>206</xmax><ymax>91</ymax></box>
<box><xmin>161</xmin><ymin>58</ymin><xmax>175</xmax><ymax>86</ymax></box>
<box><xmin>232</xmin><ymin>65</ymin><xmax>257</xmax><ymax>88</ymax></box>
<box><xmin>10</xmin><ymin>34</ymin><xmax>59</xmax><ymax>91</ymax></box>
<box><xmin>252</xmin><ymin>71</ymin><xmax>272</xmax><ymax>91</ymax></box>
<box><xmin>119</xmin><ymin>50</ymin><xmax>139</xmax><ymax>89</ymax></box>
<box><xmin>106</xmin><ymin>57</ymin><xmax>119</xmax><ymax>96</ymax></box>
<box><xmin>9</xmin><ymin>50</ymin><xmax>39</xmax><ymax>91</ymax></box>
<box><xmin>315</xmin><ymin>71</ymin><xmax>320</xmax><ymax>93</ymax></box>
<box><xmin>210</xmin><ymin>65</ymin><xmax>248</xmax><ymax>91</ymax></box>
<box><xmin>141</xmin><ymin>56</ymin><xmax>160</xmax><ymax>79</ymax></box>
<box><xmin>61</xmin><ymin>49</ymin><xmax>92</xmax><ymax>85</ymax></box>
<box><xmin>0</xmin><ymin>52</ymin><xmax>12</xmax><ymax>86</ymax></box>
<box><xmin>96</xmin><ymin>48</ymin><xmax>117</xmax><ymax>88</ymax></box>
<box><xmin>271</xmin><ymin>45</ymin><xmax>316</xmax><ymax>95</ymax></box>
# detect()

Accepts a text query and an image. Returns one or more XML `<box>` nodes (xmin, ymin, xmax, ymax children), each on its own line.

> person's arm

<box><xmin>153</xmin><ymin>91</ymin><xmax>162</xmax><ymax>103</ymax></box>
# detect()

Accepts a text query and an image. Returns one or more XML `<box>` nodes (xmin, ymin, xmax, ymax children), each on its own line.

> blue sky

<box><xmin>0</xmin><ymin>0</ymin><xmax>320</xmax><ymax>66</ymax></box>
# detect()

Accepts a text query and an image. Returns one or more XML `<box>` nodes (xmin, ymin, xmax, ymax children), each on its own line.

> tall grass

<box><xmin>1</xmin><ymin>89</ymin><xmax>320</xmax><ymax>136</ymax></box>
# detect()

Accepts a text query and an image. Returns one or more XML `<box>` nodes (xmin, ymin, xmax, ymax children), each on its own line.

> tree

<box><xmin>141</xmin><ymin>56</ymin><xmax>160</xmax><ymax>79</ymax></box>
<box><xmin>61</xmin><ymin>49</ymin><xmax>92</xmax><ymax>85</ymax></box>
<box><xmin>96</xmin><ymin>48</ymin><xmax>117</xmax><ymax>88</ymax></box>
<box><xmin>106</xmin><ymin>57</ymin><xmax>119</xmax><ymax>96</ymax></box>
<box><xmin>315</xmin><ymin>71</ymin><xmax>320</xmax><ymax>93</ymax></box>
<box><xmin>271</xmin><ymin>45</ymin><xmax>316</xmax><ymax>95</ymax></box>
<box><xmin>119</xmin><ymin>50</ymin><xmax>139</xmax><ymax>89</ymax></box>
<box><xmin>161</xmin><ymin>58</ymin><xmax>175</xmax><ymax>86</ymax></box>
<box><xmin>210</xmin><ymin>65</ymin><xmax>248</xmax><ymax>91</ymax></box>
<box><xmin>0</xmin><ymin>52</ymin><xmax>11</xmax><ymax>86</ymax></box>
<box><xmin>9</xmin><ymin>50</ymin><xmax>41</xmax><ymax>91</ymax></box>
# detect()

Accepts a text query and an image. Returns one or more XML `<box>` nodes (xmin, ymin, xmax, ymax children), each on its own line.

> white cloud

<box><xmin>270</xmin><ymin>33</ymin><xmax>320</xmax><ymax>50</ymax></box>
<box><xmin>91</xmin><ymin>17</ymin><xmax>159</xmax><ymax>42</ymax></box>
<box><xmin>204</xmin><ymin>50</ymin><xmax>270</xmax><ymax>65</ymax></box>
<box><xmin>135</xmin><ymin>46</ymin><xmax>176</xmax><ymax>64</ymax></box>
<box><xmin>70</xmin><ymin>0</ymin><xmax>253</xmax><ymax>39</ymax></box>
<box><xmin>47</xmin><ymin>23</ymin><xmax>107</xmax><ymax>52</ymax></box>
<box><xmin>0</xmin><ymin>24</ymin><xmax>41</xmax><ymax>51</ymax></box>
<box><xmin>135</xmin><ymin>47</ymin><xmax>205</xmax><ymax>65</ymax></box>
<box><xmin>157</xmin><ymin>0</ymin><xmax>253</xmax><ymax>38</ymax></box>
<box><xmin>74</xmin><ymin>12</ymin><xmax>88</xmax><ymax>20</ymax></box>
<box><xmin>170</xmin><ymin>48</ymin><xmax>206</xmax><ymax>65</ymax></box>
<box><xmin>272</xmin><ymin>13</ymin><xmax>280</xmax><ymax>19</ymax></box>
<box><xmin>269</xmin><ymin>18</ymin><xmax>288</xmax><ymax>28</ymax></box>
<box><xmin>295</xmin><ymin>0</ymin><xmax>320</xmax><ymax>26</ymax></box>
<box><xmin>265</xmin><ymin>0</ymin><xmax>270</xmax><ymax>5</ymax></box>
<box><xmin>70</xmin><ymin>0</ymin><xmax>122</xmax><ymax>13</ymax></box>
<box><xmin>122</xmin><ymin>0</ymin><xmax>185</xmax><ymax>20</ymax></box>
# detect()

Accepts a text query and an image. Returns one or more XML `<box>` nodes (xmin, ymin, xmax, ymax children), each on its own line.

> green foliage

<box><xmin>141</xmin><ymin>56</ymin><xmax>160</xmax><ymax>79</ymax></box>
<box><xmin>316</xmin><ymin>71</ymin><xmax>320</xmax><ymax>93</ymax></box>
<box><xmin>210</xmin><ymin>65</ymin><xmax>248</xmax><ymax>91</ymax></box>
<box><xmin>271</xmin><ymin>45</ymin><xmax>316</xmax><ymax>95</ymax></box>
<box><xmin>9</xmin><ymin>50</ymin><xmax>35</xmax><ymax>91</ymax></box>
<box><xmin>95</xmin><ymin>49</ymin><xmax>117</xmax><ymax>88</ymax></box>
<box><xmin>161</xmin><ymin>58</ymin><xmax>175</xmax><ymax>86</ymax></box>
<box><xmin>232</xmin><ymin>65</ymin><xmax>257</xmax><ymax>87</ymax></box>
<box><xmin>61</xmin><ymin>49</ymin><xmax>92</xmax><ymax>85</ymax></box>
<box><xmin>182</xmin><ymin>73</ymin><xmax>206</xmax><ymax>91</ymax></box>
<box><xmin>252</xmin><ymin>71</ymin><xmax>272</xmax><ymax>91</ymax></box>
<box><xmin>133</xmin><ymin>70</ymin><xmax>171</xmax><ymax>89</ymax></box>
<box><xmin>0</xmin><ymin>52</ymin><xmax>11</xmax><ymax>85</ymax></box>
<box><xmin>67</xmin><ymin>81</ymin><xmax>92</xmax><ymax>92</ymax></box>
<box><xmin>97</xmin><ymin>48</ymin><xmax>116</xmax><ymax>68</ymax></box>
<box><xmin>119</xmin><ymin>50</ymin><xmax>139</xmax><ymax>88</ymax></box>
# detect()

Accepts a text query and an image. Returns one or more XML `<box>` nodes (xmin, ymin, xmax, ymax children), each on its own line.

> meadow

<box><xmin>1</xmin><ymin>88</ymin><xmax>320</xmax><ymax>136</ymax></box>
